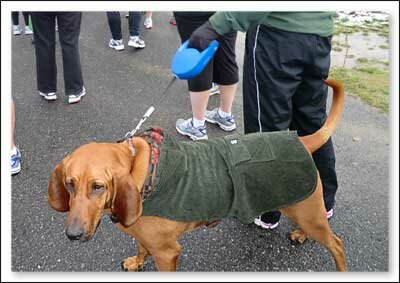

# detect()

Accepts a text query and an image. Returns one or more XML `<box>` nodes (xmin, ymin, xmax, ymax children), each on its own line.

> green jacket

<box><xmin>141</xmin><ymin>130</ymin><xmax>318</xmax><ymax>224</ymax></box>
<box><xmin>209</xmin><ymin>12</ymin><xmax>335</xmax><ymax>37</ymax></box>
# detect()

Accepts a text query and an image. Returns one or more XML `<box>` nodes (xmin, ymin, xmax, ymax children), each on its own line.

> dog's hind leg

<box><xmin>121</xmin><ymin>241</ymin><xmax>150</xmax><ymax>271</ymax></box>
<box><xmin>152</xmin><ymin>241</ymin><xmax>182</xmax><ymax>271</ymax></box>
<box><xmin>281</xmin><ymin>176</ymin><xmax>347</xmax><ymax>271</ymax></box>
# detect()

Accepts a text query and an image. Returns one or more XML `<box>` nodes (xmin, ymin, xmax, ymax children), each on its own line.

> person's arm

<box><xmin>189</xmin><ymin>12</ymin><xmax>269</xmax><ymax>50</ymax></box>
<box><xmin>209</xmin><ymin>12</ymin><xmax>270</xmax><ymax>34</ymax></box>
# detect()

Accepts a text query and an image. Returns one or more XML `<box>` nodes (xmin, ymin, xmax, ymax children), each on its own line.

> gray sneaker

<box><xmin>38</xmin><ymin>91</ymin><xmax>57</xmax><ymax>101</ymax></box>
<box><xmin>205</xmin><ymin>108</ymin><xmax>236</xmax><ymax>131</ymax></box>
<box><xmin>176</xmin><ymin>118</ymin><xmax>208</xmax><ymax>140</ymax></box>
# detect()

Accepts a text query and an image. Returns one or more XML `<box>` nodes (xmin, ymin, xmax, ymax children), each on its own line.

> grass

<box><xmin>356</xmin><ymin>57</ymin><xmax>369</xmax><ymax>63</ymax></box>
<box><xmin>333</xmin><ymin>14</ymin><xmax>389</xmax><ymax>38</ymax></box>
<box><xmin>333</xmin><ymin>46</ymin><xmax>343</xmax><ymax>52</ymax></box>
<box><xmin>379</xmin><ymin>45</ymin><xmax>389</xmax><ymax>49</ymax></box>
<box><xmin>329</xmin><ymin>67</ymin><xmax>389</xmax><ymax>112</ymax></box>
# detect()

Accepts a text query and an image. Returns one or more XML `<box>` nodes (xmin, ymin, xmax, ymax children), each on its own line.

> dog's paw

<box><xmin>289</xmin><ymin>229</ymin><xmax>308</xmax><ymax>244</ymax></box>
<box><xmin>121</xmin><ymin>256</ymin><xmax>144</xmax><ymax>272</ymax></box>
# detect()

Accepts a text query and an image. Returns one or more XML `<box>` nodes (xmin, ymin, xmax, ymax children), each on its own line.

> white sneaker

<box><xmin>24</xmin><ymin>26</ymin><xmax>33</xmax><ymax>35</ymax></box>
<box><xmin>210</xmin><ymin>83</ymin><xmax>220</xmax><ymax>96</ymax></box>
<box><xmin>109</xmin><ymin>39</ymin><xmax>125</xmax><ymax>51</ymax></box>
<box><xmin>254</xmin><ymin>217</ymin><xmax>279</xmax><ymax>230</ymax></box>
<box><xmin>128</xmin><ymin>36</ymin><xmax>145</xmax><ymax>49</ymax></box>
<box><xmin>144</xmin><ymin>17</ymin><xmax>153</xmax><ymax>29</ymax></box>
<box><xmin>68</xmin><ymin>86</ymin><xmax>86</xmax><ymax>104</ymax></box>
<box><xmin>326</xmin><ymin>209</ymin><xmax>334</xmax><ymax>220</ymax></box>
<box><xmin>38</xmin><ymin>91</ymin><xmax>57</xmax><ymax>101</ymax></box>
<box><xmin>13</xmin><ymin>25</ymin><xmax>22</xmax><ymax>35</ymax></box>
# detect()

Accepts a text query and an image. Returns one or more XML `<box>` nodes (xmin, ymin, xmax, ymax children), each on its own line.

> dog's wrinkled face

<box><xmin>48</xmin><ymin>142</ymin><xmax>142</xmax><ymax>241</ymax></box>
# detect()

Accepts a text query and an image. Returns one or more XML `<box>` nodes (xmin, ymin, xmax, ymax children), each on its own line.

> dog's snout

<box><xmin>66</xmin><ymin>224</ymin><xmax>84</xmax><ymax>240</ymax></box>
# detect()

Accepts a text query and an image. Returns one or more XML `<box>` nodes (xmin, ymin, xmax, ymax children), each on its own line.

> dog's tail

<box><xmin>299</xmin><ymin>80</ymin><xmax>345</xmax><ymax>154</ymax></box>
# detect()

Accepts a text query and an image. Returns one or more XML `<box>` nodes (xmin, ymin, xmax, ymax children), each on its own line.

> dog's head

<box><xmin>48</xmin><ymin>142</ymin><xmax>143</xmax><ymax>241</ymax></box>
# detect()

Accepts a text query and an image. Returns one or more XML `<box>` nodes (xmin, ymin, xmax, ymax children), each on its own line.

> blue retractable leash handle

<box><xmin>125</xmin><ymin>40</ymin><xmax>220</xmax><ymax>138</ymax></box>
<box><xmin>171</xmin><ymin>40</ymin><xmax>220</xmax><ymax>80</ymax></box>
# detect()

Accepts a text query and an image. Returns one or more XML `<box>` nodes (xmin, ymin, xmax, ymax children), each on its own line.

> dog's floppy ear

<box><xmin>112</xmin><ymin>174</ymin><xmax>142</xmax><ymax>227</ymax></box>
<box><xmin>48</xmin><ymin>162</ymin><xmax>70</xmax><ymax>212</ymax></box>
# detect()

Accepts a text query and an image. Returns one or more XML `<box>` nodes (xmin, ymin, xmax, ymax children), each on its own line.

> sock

<box><xmin>11</xmin><ymin>146</ymin><xmax>17</xmax><ymax>155</ymax></box>
<box><xmin>192</xmin><ymin>117</ymin><xmax>205</xmax><ymax>128</ymax></box>
<box><xmin>218</xmin><ymin>108</ymin><xmax>231</xmax><ymax>118</ymax></box>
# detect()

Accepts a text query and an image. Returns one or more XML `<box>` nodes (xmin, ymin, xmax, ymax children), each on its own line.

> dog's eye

<box><xmin>92</xmin><ymin>184</ymin><xmax>105</xmax><ymax>192</ymax></box>
<box><xmin>65</xmin><ymin>180</ymin><xmax>75</xmax><ymax>193</ymax></box>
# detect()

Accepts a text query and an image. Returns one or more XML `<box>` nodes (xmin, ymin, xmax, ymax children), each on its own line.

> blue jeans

<box><xmin>106</xmin><ymin>11</ymin><xmax>141</xmax><ymax>39</ymax></box>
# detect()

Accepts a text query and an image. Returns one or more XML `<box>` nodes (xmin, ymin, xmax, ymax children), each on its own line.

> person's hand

<box><xmin>189</xmin><ymin>21</ymin><xmax>220</xmax><ymax>51</ymax></box>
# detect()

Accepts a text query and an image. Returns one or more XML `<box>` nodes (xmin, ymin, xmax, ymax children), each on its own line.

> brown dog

<box><xmin>48</xmin><ymin>80</ymin><xmax>347</xmax><ymax>272</ymax></box>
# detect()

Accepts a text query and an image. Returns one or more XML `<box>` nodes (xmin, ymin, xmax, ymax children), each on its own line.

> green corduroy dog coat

<box><xmin>141</xmin><ymin>129</ymin><xmax>318</xmax><ymax>224</ymax></box>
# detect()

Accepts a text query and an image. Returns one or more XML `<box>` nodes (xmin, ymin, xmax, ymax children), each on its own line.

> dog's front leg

<box><xmin>121</xmin><ymin>241</ymin><xmax>149</xmax><ymax>271</ymax></box>
<box><xmin>152</xmin><ymin>241</ymin><xmax>182</xmax><ymax>271</ymax></box>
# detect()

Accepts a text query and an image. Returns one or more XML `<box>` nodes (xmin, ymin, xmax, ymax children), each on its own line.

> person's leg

<box><xmin>57</xmin><ymin>12</ymin><xmax>84</xmax><ymax>97</ymax></box>
<box><xmin>12</xmin><ymin>12</ymin><xmax>22</xmax><ymax>35</ymax></box>
<box><xmin>243</xmin><ymin>25</ymin><xmax>307</xmax><ymax>227</ymax></box>
<box><xmin>128</xmin><ymin>12</ymin><xmax>145</xmax><ymax>48</ymax></box>
<box><xmin>11</xmin><ymin>98</ymin><xmax>21</xmax><ymax>175</ymax></box>
<box><xmin>31</xmin><ymin>12</ymin><xmax>57</xmax><ymax>96</ymax></box>
<box><xmin>206</xmin><ymin>31</ymin><xmax>239</xmax><ymax>131</ymax></box>
<box><xmin>128</xmin><ymin>11</ymin><xmax>142</xmax><ymax>36</ymax></box>
<box><xmin>177</xmin><ymin>57</ymin><xmax>213</xmax><ymax>139</ymax></box>
<box><xmin>11</xmin><ymin>98</ymin><xmax>15</xmax><ymax>149</ymax></box>
<box><xmin>144</xmin><ymin>11</ymin><xmax>153</xmax><ymax>29</ymax></box>
<box><xmin>106</xmin><ymin>12</ymin><xmax>122</xmax><ymax>40</ymax></box>
<box><xmin>106</xmin><ymin>12</ymin><xmax>124</xmax><ymax>51</ymax></box>
<box><xmin>174</xmin><ymin>14</ymin><xmax>212</xmax><ymax>140</ymax></box>
<box><xmin>190</xmin><ymin>90</ymin><xmax>211</xmax><ymax>122</ymax></box>
<box><xmin>12</xmin><ymin>12</ymin><xmax>19</xmax><ymax>25</ymax></box>
<box><xmin>22</xmin><ymin>12</ymin><xmax>30</xmax><ymax>26</ymax></box>
<box><xmin>22</xmin><ymin>12</ymin><xmax>33</xmax><ymax>34</ymax></box>
<box><xmin>289</xmin><ymin>34</ymin><xmax>338</xmax><ymax>215</ymax></box>
<box><xmin>291</xmin><ymin>85</ymin><xmax>338</xmax><ymax>214</ymax></box>
<box><xmin>218</xmin><ymin>84</ymin><xmax>237</xmax><ymax>113</ymax></box>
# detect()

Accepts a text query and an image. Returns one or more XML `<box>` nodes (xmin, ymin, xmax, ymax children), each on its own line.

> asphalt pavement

<box><xmin>11</xmin><ymin>12</ymin><xmax>390</xmax><ymax>272</ymax></box>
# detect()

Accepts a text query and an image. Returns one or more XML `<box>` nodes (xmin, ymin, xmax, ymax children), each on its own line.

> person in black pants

<box><xmin>31</xmin><ymin>12</ymin><xmax>85</xmax><ymax>104</ymax></box>
<box><xmin>11</xmin><ymin>12</ymin><xmax>32</xmax><ymax>35</ymax></box>
<box><xmin>107</xmin><ymin>12</ymin><xmax>145</xmax><ymax>51</ymax></box>
<box><xmin>243</xmin><ymin>26</ymin><xmax>337</xmax><ymax>228</ymax></box>
<box><xmin>188</xmin><ymin>12</ymin><xmax>338</xmax><ymax>229</ymax></box>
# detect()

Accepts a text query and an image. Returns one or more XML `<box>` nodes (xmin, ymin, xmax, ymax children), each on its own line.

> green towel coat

<box><xmin>141</xmin><ymin>130</ymin><xmax>318</xmax><ymax>224</ymax></box>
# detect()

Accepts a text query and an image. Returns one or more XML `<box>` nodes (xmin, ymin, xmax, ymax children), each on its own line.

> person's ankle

<box><xmin>11</xmin><ymin>146</ymin><xmax>17</xmax><ymax>154</ymax></box>
<box><xmin>218</xmin><ymin>108</ymin><xmax>232</xmax><ymax>118</ymax></box>
<box><xmin>192</xmin><ymin>117</ymin><xmax>205</xmax><ymax>128</ymax></box>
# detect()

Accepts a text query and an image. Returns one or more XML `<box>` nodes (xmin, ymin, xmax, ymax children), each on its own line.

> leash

<box><xmin>120</xmin><ymin>38</ymin><xmax>219</xmax><ymax>142</ymax></box>
<box><xmin>120</xmin><ymin>76</ymin><xmax>177</xmax><ymax>145</ymax></box>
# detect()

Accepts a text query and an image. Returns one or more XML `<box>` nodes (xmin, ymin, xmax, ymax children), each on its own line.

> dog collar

<box><xmin>137</xmin><ymin>127</ymin><xmax>164</xmax><ymax>201</ymax></box>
